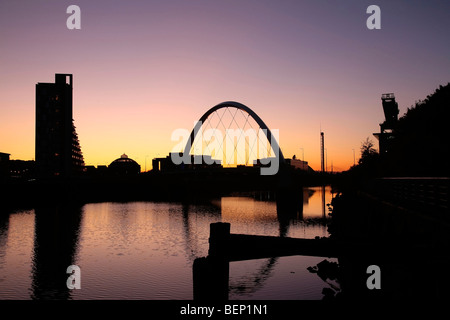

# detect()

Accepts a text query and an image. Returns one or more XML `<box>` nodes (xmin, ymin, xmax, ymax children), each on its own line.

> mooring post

<box><xmin>208</xmin><ymin>222</ymin><xmax>230</xmax><ymax>258</ymax></box>
<box><xmin>193</xmin><ymin>222</ymin><xmax>231</xmax><ymax>301</ymax></box>
<box><xmin>193</xmin><ymin>257</ymin><xmax>229</xmax><ymax>300</ymax></box>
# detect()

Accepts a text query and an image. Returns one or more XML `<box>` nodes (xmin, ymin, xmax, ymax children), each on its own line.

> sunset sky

<box><xmin>1</xmin><ymin>0</ymin><xmax>449</xmax><ymax>172</ymax></box>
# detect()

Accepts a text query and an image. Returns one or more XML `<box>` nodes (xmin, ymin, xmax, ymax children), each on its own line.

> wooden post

<box><xmin>208</xmin><ymin>222</ymin><xmax>230</xmax><ymax>258</ymax></box>
<box><xmin>193</xmin><ymin>222</ymin><xmax>231</xmax><ymax>300</ymax></box>
<box><xmin>193</xmin><ymin>257</ymin><xmax>229</xmax><ymax>300</ymax></box>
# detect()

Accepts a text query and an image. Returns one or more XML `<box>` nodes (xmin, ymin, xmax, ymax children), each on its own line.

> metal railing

<box><xmin>365</xmin><ymin>177</ymin><xmax>449</xmax><ymax>215</ymax></box>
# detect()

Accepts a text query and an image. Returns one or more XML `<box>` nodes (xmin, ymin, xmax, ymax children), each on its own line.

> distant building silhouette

<box><xmin>0</xmin><ymin>153</ymin><xmax>36</xmax><ymax>181</ymax></box>
<box><xmin>108</xmin><ymin>154</ymin><xmax>141</xmax><ymax>176</ymax></box>
<box><xmin>373</xmin><ymin>93</ymin><xmax>399</xmax><ymax>156</ymax></box>
<box><xmin>152</xmin><ymin>153</ymin><xmax>222</xmax><ymax>172</ymax></box>
<box><xmin>285</xmin><ymin>157</ymin><xmax>309</xmax><ymax>171</ymax></box>
<box><xmin>35</xmin><ymin>74</ymin><xmax>84</xmax><ymax>178</ymax></box>
<box><xmin>0</xmin><ymin>152</ymin><xmax>10</xmax><ymax>181</ymax></box>
<box><xmin>9</xmin><ymin>159</ymin><xmax>36</xmax><ymax>180</ymax></box>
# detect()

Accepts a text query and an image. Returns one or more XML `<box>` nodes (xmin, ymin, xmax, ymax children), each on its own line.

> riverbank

<box><xmin>1</xmin><ymin>167</ymin><xmax>339</xmax><ymax>209</ymax></box>
<box><xmin>326</xmin><ymin>179</ymin><xmax>450</xmax><ymax>299</ymax></box>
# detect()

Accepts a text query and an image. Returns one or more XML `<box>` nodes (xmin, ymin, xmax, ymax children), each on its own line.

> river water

<box><xmin>0</xmin><ymin>186</ymin><xmax>337</xmax><ymax>300</ymax></box>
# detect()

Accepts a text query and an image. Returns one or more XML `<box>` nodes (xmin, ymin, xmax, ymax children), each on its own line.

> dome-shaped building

<box><xmin>108</xmin><ymin>154</ymin><xmax>141</xmax><ymax>176</ymax></box>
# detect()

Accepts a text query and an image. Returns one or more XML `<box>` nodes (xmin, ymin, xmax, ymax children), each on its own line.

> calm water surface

<box><xmin>0</xmin><ymin>186</ymin><xmax>336</xmax><ymax>300</ymax></box>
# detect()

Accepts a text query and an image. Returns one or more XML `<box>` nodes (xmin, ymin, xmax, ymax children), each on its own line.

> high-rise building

<box><xmin>35</xmin><ymin>74</ymin><xmax>84</xmax><ymax>178</ymax></box>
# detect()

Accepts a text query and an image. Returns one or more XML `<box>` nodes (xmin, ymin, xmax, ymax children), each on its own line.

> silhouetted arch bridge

<box><xmin>183</xmin><ymin>101</ymin><xmax>285</xmax><ymax>166</ymax></box>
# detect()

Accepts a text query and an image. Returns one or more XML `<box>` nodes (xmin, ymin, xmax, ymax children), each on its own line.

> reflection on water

<box><xmin>0</xmin><ymin>186</ymin><xmax>334</xmax><ymax>300</ymax></box>
<box><xmin>229</xmin><ymin>255</ymin><xmax>338</xmax><ymax>300</ymax></box>
<box><xmin>0</xmin><ymin>210</ymin><xmax>35</xmax><ymax>299</ymax></box>
<box><xmin>31</xmin><ymin>205</ymin><xmax>83</xmax><ymax>300</ymax></box>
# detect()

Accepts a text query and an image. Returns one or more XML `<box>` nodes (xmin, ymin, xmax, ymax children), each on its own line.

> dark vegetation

<box><xmin>347</xmin><ymin>83</ymin><xmax>450</xmax><ymax>178</ymax></box>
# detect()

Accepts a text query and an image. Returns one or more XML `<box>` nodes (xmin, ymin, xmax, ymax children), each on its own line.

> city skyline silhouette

<box><xmin>1</xmin><ymin>1</ymin><xmax>449</xmax><ymax>172</ymax></box>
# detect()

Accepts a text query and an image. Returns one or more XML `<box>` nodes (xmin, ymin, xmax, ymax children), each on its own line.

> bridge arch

<box><xmin>183</xmin><ymin>101</ymin><xmax>285</xmax><ymax>164</ymax></box>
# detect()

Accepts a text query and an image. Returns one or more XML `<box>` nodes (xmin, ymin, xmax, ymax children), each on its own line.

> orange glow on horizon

<box><xmin>0</xmin><ymin>88</ymin><xmax>361</xmax><ymax>173</ymax></box>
